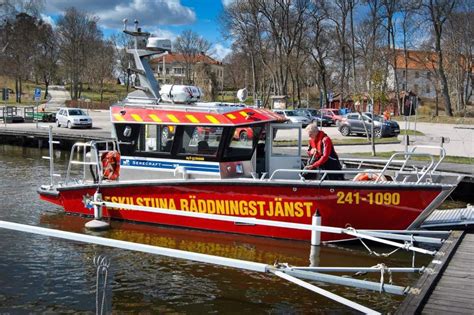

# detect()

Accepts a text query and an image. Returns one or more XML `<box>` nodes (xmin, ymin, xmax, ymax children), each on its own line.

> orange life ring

<box><xmin>353</xmin><ymin>172</ymin><xmax>387</xmax><ymax>182</ymax></box>
<box><xmin>101</xmin><ymin>151</ymin><xmax>120</xmax><ymax>180</ymax></box>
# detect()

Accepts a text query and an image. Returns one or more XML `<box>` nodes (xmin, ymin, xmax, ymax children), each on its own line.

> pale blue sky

<box><xmin>42</xmin><ymin>0</ymin><xmax>232</xmax><ymax>60</ymax></box>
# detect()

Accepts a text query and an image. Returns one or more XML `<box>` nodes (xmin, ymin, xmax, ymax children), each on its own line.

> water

<box><xmin>0</xmin><ymin>144</ymin><xmax>432</xmax><ymax>313</ymax></box>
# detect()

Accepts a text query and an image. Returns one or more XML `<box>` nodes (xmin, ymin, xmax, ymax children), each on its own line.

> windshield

<box><xmin>286</xmin><ymin>110</ymin><xmax>297</xmax><ymax>117</ymax></box>
<box><xmin>68</xmin><ymin>109</ymin><xmax>86</xmax><ymax>116</ymax></box>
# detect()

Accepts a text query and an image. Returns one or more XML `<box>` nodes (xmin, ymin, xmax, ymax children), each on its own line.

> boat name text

<box><xmin>102</xmin><ymin>195</ymin><xmax>314</xmax><ymax>218</ymax></box>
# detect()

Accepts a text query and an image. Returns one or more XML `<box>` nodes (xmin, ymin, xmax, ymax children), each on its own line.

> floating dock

<box><xmin>397</xmin><ymin>230</ymin><xmax>474</xmax><ymax>314</ymax></box>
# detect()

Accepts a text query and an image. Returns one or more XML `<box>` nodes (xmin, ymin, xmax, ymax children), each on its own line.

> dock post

<box><xmin>311</xmin><ymin>210</ymin><xmax>321</xmax><ymax>246</ymax></box>
<box><xmin>85</xmin><ymin>191</ymin><xmax>110</xmax><ymax>231</ymax></box>
<box><xmin>93</xmin><ymin>191</ymin><xmax>103</xmax><ymax>220</ymax></box>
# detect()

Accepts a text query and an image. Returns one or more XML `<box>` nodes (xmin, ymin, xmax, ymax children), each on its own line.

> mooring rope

<box><xmin>94</xmin><ymin>255</ymin><xmax>110</xmax><ymax>315</ymax></box>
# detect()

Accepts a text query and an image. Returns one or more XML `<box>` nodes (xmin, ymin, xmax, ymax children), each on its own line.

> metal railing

<box><xmin>270</xmin><ymin>145</ymin><xmax>447</xmax><ymax>184</ymax></box>
<box><xmin>65</xmin><ymin>140</ymin><xmax>119</xmax><ymax>185</ymax></box>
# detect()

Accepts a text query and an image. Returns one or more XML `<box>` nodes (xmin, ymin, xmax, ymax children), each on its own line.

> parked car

<box><xmin>233</xmin><ymin>126</ymin><xmax>266</xmax><ymax>143</ymax></box>
<box><xmin>294</xmin><ymin>108</ymin><xmax>334</xmax><ymax>126</ymax></box>
<box><xmin>56</xmin><ymin>108</ymin><xmax>92</xmax><ymax>129</ymax></box>
<box><xmin>338</xmin><ymin>112</ymin><xmax>400</xmax><ymax>138</ymax></box>
<box><xmin>320</xmin><ymin>108</ymin><xmax>344</xmax><ymax>125</ymax></box>
<box><xmin>272</xmin><ymin>109</ymin><xmax>311</xmax><ymax>127</ymax></box>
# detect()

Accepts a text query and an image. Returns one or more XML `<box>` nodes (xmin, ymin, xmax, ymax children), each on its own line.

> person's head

<box><xmin>306</xmin><ymin>123</ymin><xmax>319</xmax><ymax>138</ymax></box>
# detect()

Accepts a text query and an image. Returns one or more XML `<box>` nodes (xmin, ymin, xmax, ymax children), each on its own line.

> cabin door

<box><xmin>265</xmin><ymin>123</ymin><xmax>302</xmax><ymax>179</ymax></box>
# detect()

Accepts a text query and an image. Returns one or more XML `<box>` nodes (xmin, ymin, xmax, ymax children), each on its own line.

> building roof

<box><xmin>393</xmin><ymin>50</ymin><xmax>438</xmax><ymax>71</ymax></box>
<box><xmin>393</xmin><ymin>49</ymin><xmax>474</xmax><ymax>72</ymax></box>
<box><xmin>150</xmin><ymin>52</ymin><xmax>222</xmax><ymax>66</ymax></box>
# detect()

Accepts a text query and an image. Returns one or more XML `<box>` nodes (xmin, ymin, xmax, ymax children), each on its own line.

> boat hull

<box><xmin>40</xmin><ymin>181</ymin><xmax>449</xmax><ymax>242</ymax></box>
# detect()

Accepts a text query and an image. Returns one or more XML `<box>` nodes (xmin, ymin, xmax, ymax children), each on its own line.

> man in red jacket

<box><xmin>303</xmin><ymin>123</ymin><xmax>344</xmax><ymax>180</ymax></box>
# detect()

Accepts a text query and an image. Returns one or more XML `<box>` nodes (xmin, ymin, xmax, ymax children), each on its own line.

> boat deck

<box><xmin>397</xmin><ymin>231</ymin><xmax>474</xmax><ymax>314</ymax></box>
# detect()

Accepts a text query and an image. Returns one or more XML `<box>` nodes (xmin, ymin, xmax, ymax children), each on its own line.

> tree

<box><xmin>111</xmin><ymin>32</ymin><xmax>134</xmax><ymax>91</ymax></box>
<box><xmin>34</xmin><ymin>22</ymin><xmax>58</xmax><ymax>99</ymax></box>
<box><xmin>0</xmin><ymin>0</ymin><xmax>44</xmax><ymax>21</ymax></box>
<box><xmin>1</xmin><ymin>13</ymin><xmax>42</xmax><ymax>103</ymax></box>
<box><xmin>86</xmin><ymin>40</ymin><xmax>115</xmax><ymax>103</ymax></box>
<box><xmin>220</xmin><ymin>0</ymin><xmax>260</xmax><ymax>102</ymax></box>
<box><xmin>443</xmin><ymin>10</ymin><xmax>473</xmax><ymax>110</ymax></box>
<box><xmin>326</xmin><ymin>0</ymin><xmax>351</xmax><ymax>108</ymax></box>
<box><xmin>173</xmin><ymin>30</ymin><xmax>211</xmax><ymax>84</ymax></box>
<box><xmin>423</xmin><ymin>0</ymin><xmax>457</xmax><ymax>116</ymax></box>
<box><xmin>305</xmin><ymin>1</ymin><xmax>332</xmax><ymax>107</ymax></box>
<box><xmin>57</xmin><ymin>7</ymin><xmax>102</xmax><ymax>100</ymax></box>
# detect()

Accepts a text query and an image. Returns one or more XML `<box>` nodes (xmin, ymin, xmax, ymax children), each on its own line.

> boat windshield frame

<box><xmin>115</xmin><ymin>122</ymin><xmax>266</xmax><ymax>162</ymax></box>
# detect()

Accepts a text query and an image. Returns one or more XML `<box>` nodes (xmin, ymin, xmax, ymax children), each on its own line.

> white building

<box><xmin>149</xmin><ymin>52</ymin><xmax>224</xmax><ymax>89</ymax></box>
<box><xmin>388</xmin><ymin>49</ymin><xmax>473</xmax><ymax>103</ymax></box>
<box><xmin>387</xmin><ymin>50</ymin><xmax>438</xmax><ymax>99</ymax></box>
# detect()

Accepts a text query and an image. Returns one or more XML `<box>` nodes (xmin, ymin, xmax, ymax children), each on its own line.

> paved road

<box><xmin>42</xmin><ymin>85</ymin><xmax>71</xmax><ymax>112</ymax></box>
<box><xmin>1</xmin><ymin>86</ymin><xmax>473</xmax><ymax>158</ymax></box>
<box><xmin>274</xmin><ymin>121</ymin><xmax>474</xmax><ymax>158</ymax></box>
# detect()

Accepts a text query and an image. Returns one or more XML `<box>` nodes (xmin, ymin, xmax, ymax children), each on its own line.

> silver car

<box><xmin>273</xmin><ymin>109</ymin><xmax>311</xmax><ymax>127</ymax></box>
<box><xmin>338</xmin><ymin>112</ymin><xmax>400</xmax><ymax>138</ymax></box>
<box><xmin>56</xmin><ymin>108</ymin><xmax>93</xmax><ymax>129</ymax></box>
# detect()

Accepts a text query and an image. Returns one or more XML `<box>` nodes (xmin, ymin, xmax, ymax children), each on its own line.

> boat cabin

<box><xmin>109</xmin><ymin>103</ymin><xmax>303</xmax><ymax>180</ymax></box>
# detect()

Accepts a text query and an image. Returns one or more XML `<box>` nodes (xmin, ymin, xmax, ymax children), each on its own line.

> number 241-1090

<box><xmin>336</xmin><ymin>191</ymin><xmax>400</xmax><ymax>205</ymax></box>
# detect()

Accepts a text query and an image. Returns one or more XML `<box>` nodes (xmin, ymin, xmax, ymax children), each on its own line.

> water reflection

<box><xmin>0</xmin><ymin>144</ymin><xmax>431</xmax><ymax>313</ymax></box>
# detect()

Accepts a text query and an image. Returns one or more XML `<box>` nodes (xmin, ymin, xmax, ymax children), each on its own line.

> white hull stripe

<box><xmin>121</xmin><ymin>158</ymin><xmax>220</xmax><ymax>173</ymax></box>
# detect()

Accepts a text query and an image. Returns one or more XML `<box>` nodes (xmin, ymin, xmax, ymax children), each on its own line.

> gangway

<box><xmin>421</xmin><ymin>205</ymin><xmax>474</xmax><ymax>229</ymax></box>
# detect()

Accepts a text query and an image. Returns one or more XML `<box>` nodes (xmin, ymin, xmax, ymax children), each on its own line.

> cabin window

<box><xmin>224</xmin><ymin>126</ymin><xmax>262</xmax><ymax>159</ymax></box>
<box><xmin>177</xmin><ymin>126</ymin><xmax>222</xmax><ymax>157</ymax></box>
<box><xmin>137</xmin><ymin>124</ymin><xmax>176</xmax><ymax>154</ymax></box>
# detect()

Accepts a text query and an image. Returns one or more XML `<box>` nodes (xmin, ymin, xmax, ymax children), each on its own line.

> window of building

<box><xmin>174</xmin><ymin>68</ymin><xmax>184</xmax><ymax>74</ymax></box>
<box><xmin>414</xmin><ymin>84</ymin><xmax>419</xmax><ymax>94</ymax></box>
<box><xmin>426</xmin><ymin>72</ymin><xmax>431</xmax><ymax>80</ymax></box>
<box><xmin>159</xmin><ymin>67</ymin><xmax>162</xmax><ymax>73</ymax></box>
<box><xmin>402</xmin><ymin>83</ymin><xmax>406</xmax><ymax>91</ymax></box>
<box><xmin>166</xmin><ymin>68</ymin><xmax>170</xmax><ymax>74</ymax></box>
<box><xmin>415</xmin><ymin>71</ymin><xmax>419</xmax><ymax>78</ymax></box>
<box><xmin>402</xmin><ymin>70</ymin><xmax>406</xmax><ymax>76</ymax></box>
<box><xmin>426</xmin><ymin>85</ymin><xmax>430</xmax><ymax>94</ymax></box>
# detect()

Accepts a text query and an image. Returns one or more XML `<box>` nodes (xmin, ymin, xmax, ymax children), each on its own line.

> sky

<box><xmin>42</xmin><ymin>0</ymin><xmax>233</xmax><ymax>60</ymax></box>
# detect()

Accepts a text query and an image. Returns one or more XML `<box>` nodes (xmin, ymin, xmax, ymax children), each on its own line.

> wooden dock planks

<box><xmin>397</xmin><ymin>231</ymin><xmax>474</xmax><ymax>314</ymax></box>
<box><xmin>422</xmin><ymin>232</ymin><xmax>474</xmax><ymax>314</ymax></box>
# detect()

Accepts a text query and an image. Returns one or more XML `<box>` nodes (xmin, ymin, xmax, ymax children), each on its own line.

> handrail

<box><xmin>408</xmin><ymin>145</ymin><xmax>446</xmax><ymax>173</ymax></box>
<box><xmin>339</xmin><ymin>146</ymin><xmax>446</xmax><ymax>182</ymax></box>
<box><xmin>269</xmin><ymin>168</ymin><xmax>391</xmax><ymax>183</ymax></box>
<box><xmin>65</xmin><ymin>140</ymin><xmax>119</xmax><ymax>185</ymax></box>
<box><xmin>376</xmin><ymin>152</ymin><xmax>434</xmax><ymax>183</ymax></box>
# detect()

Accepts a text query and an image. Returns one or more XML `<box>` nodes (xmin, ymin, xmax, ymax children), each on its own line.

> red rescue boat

<box><xmin>38</xmin><ymin>25</ymin><xmax>462</xmax><ymax>242</ymax></box>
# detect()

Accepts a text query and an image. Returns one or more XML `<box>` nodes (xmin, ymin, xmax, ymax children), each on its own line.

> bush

<box><xmin>453</xmin><ymin>110</ymin><xmax>474</xmax><ymax>118</ymax></box>
<box><xmin>416</xmin><ymin>105</ymin><xmax>432</xmax><ymax>116</ymax></box>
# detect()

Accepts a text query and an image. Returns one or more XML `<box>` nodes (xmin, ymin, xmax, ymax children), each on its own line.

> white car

<box><xmin>56</xmin><ymin>108</ymin><xmax>92</xmax><ymax>129</ymax></box>
<box><xmin>272</xmin><ymin>109</ymin><xmax>311</xmax><ymax>127</ymax></box>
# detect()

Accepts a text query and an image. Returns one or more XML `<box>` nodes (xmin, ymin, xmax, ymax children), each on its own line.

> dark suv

<box><xmin>338</xmin><ymin>113</ymin><xmax>400</xmax><ymax>138</ymax></box>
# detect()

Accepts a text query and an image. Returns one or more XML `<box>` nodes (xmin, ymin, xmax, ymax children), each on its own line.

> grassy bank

<box><xmin>0</xmin><ymin>76</ymin><xmax>48</xmax><ymax>105</ymax></box>
<box><xmin>75</xmin><ymin>82</ymin><xmax>128</xmax><ymax>103</ymax></box>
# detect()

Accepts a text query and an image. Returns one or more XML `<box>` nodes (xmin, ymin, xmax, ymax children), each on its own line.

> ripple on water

<box><xmin>0</xmin><ymin>145</ymin><xmax>433</xmax><ymax>313</ymax></box>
